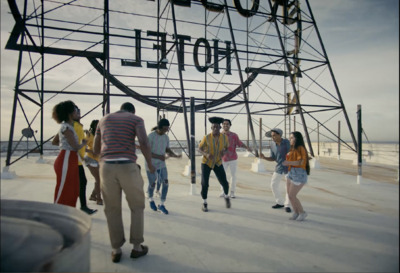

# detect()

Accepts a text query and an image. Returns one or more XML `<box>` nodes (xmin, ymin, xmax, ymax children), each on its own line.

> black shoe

<box><xmin>130</xmin><ymin>245</ymin><xmax>148</xmax><ymax>259</ymax></box>
<box><xmin>202</xmin><ymin>203</ymin><xmax>208</xmax><ymax>212</ymax></box>
<box><xmin>285</xmin><ymin>207</ymin><xmax>292</xmax><ymax>213</ymax></box>
<box><xmin>272</xmin><ymin>204</ymin><xmax>284</xmax><ymax>209</ymax></box>
<box><xmin>111</xmin><ymin>251</ymin><xmax>122</xmax><ymax>263</ymax></box>
<box><xmin>225</xmin><ymin>197</ymin><xmax>231</xmax><ymax>208</ymax></box>
<box><xmin>81</xmin><ymin>206</ymin><xmax>97</xmax><ymax>215</ymax></box>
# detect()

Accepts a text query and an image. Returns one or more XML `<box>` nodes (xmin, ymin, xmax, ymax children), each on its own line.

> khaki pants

<box><xmin>100</xmin><ymin>162</ymin><xmax>145</xmax><ymax>249</ymax></box>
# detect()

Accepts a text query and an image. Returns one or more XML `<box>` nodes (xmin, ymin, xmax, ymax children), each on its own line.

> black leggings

<box><xmin>200</xmin><ymin>163</ymin><xmax>229</xmax><ymax>200</ymax></box>
<box><xmin>78</xmin><ymin>165</ymin><xmax>88</xmax><ymax>208</ymax></box>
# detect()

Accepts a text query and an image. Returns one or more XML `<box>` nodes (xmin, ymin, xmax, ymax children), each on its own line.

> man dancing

<box><xmin>198</xmin><ymin>116</ymin><xmax>231</xmax><ymax>212</ymax></box>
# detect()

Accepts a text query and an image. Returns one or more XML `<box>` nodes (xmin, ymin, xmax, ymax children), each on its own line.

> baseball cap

<box><xmin>265</xmin><ymin>128</ymin><xmax>283</xmax><ymax>137</ymax></box>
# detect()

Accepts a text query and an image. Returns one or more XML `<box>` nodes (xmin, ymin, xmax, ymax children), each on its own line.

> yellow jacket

<box><xmin>73</xmin><ymin>121</ymin><xmax>85</xmax><ymax>166</ymax></box>
<box><xmin>199</xmin><ymin>133</ymin><xmax>229</xmax><ymax>168</ymax></box>
<box><xmin>85</xmin><ymin>133</ymin><xmax>99</xmax><ymax>161</ymax></box>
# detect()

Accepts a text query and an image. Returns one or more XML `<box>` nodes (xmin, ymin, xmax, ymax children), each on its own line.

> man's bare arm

<box><xmin>52</xmin><ymin>133</ymin><xmax>60</xmax><ymax>146</ymax></box>
<box><xmin>93</xmin><ymin>132</ymin><xmax>101</xmax><ymax>156</ymax></box>
<box><xmin>136</xmin><ymin>124</ymin><xmax>155</xmax><ymax>173</ymax></box>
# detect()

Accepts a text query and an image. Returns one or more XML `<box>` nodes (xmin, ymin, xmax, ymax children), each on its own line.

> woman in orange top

<box><xmin>283</xmin><ymin>131</ymin><xmax>310</xmax><ymax>221</ymax></box>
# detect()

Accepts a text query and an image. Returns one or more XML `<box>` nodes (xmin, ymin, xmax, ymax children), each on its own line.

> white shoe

<box><xmin>296</xmin><ymin>211</ymin><xmax>308</xmax><ymax>221</ymax></box>
<box><xmin>289</xmin><ymin>213</ymin><xmax>299</xmax><ymax>220</ymax></box>
<box><xmin>230</xmin><ymin>192</ymin><xmax>235</xmax><ymax>198</ymax></box>
<box><xmin>219</xmin><ymin>192</ymin><xmax>225</xmax><ymax>198</ymax></box>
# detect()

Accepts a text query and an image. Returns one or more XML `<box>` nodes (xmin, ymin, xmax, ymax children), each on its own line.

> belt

<box><xmin>105</xmin><ymin>160</ymin><xmax>133</xmax><ymax>164</ymax></box>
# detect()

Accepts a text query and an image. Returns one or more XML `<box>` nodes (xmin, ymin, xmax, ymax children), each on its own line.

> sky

<box><xmin>1</xmin><ymin>0</ymin><xmax>399</xmax><ymax>144</ymax></box>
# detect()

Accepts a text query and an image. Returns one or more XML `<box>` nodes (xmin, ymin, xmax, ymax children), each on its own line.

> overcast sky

<box><xmin>1</xmin><ymin>0</ymin><xmax>399</xmax><ymax>143</ymax></box>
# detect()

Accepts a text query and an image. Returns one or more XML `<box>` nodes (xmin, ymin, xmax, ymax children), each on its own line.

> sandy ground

<box><xmin>1</xmin><ymin>154</ymin><xmax>399</xmax><ymax>272</ymax></box>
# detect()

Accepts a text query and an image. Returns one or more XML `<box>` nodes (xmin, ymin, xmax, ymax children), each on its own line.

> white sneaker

<box><xmin>219</xmin><ymin>192</ymin><xmax>225</xmax><ymax>198</ymax></box>
<box><xmin>230</xmin><ymin>192</ymin><xmax>236</xmax><ymax>198</ymax></box>
<box><xmin>289</xmin><ymin>213</ymin><xmax>299</xmax><ymax>220</ymax></box>
<box><xmin>296</xmin><ymin>211</ymin><xmax>308</xmax><ymax>221</ymax></box>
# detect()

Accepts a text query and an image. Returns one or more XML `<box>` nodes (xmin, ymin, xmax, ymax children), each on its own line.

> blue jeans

<box><xmin>147</xmin><ymin>167</ymin><xmax>168</xmax><ymax>202</ymax></box>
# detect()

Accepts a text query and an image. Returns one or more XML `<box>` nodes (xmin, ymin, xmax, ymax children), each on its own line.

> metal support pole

<box><xmin>224</xmin><ymin>1</ymin><xmax>259</xmax><ymax>157</ymax></box>
<box><xmin>259</xmin><ymin>118</ymin><xmax>262</xmax><ymax>156</ymax></box>
<box><xmin>268</xmin><ymin>0</ymin><xmax>314</xmax><ymax>157</ymax></box>
<box><xmin>103</xmin><ymin>0</ymin><xmax>110</xmax><ymax>115</ymax></box>
<box><xmin>293</xmin><ymin>116</ymin><xmax>296</xmax><ymax>131</ymax></box>
<box><xmin>6</xmin><ymin>0</ymin><xmax>28</xmax><ymax>168</ymax></box>
<box><xmin>305</xmin><ymin>0</ymin><xmax>357</xmax><ymax>151</ymax></box>
<box><xmin>317</xmin><ymin>122</ymin><xmax>320</xmax><ymax>157</ymax></box>
<box><xmin>190</xmin><ymin>97</ymin><xmax>196</xmax><ymax>185</ymax></box>
<box><xmin>170</xmin><ymin>2</ymin><xmax>191</xmax><ymax>157</ymax></box>
<box><xmin>40</xmin><ymin>1</ymin><xmax>44</xmax><ymax>158</ymax></box>
<box><xmin>357</xmin><ymin>105</ymin><xmax>362</xmax><ymax>184</ymax></box>
<box><xmin>156</xmin><ymin>0</ymin><xmax>160</xmax><ymax>120</ymax></box>
<box><xmin>338</xmin><ymin>120</ymin><xmax>341</xmax><ymax>160</ymax></box>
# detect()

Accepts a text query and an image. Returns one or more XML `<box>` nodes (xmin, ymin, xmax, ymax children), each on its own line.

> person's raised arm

<box><xmin>166</xmin><ymin>147</ymin><xmax>182</xmax><ymax>158</ymax></box>
<box><xmin>52</xmin><ymin>133</ymin><xmax>60</xmax><ymax>146</ymax></box>
<box><xmin>238</xmin><ymin>136</ymin><xmax>251</xmax><ymax>153</ymax></box>
<box><xmin>136</xmin><ymin>121</ymin><xmax>155</xmax><ymax>173</ymax></box>
<box><xmin>260</xmin><ymin>153</ymin><xmax>275</xmax><ymax>161</ymax></box>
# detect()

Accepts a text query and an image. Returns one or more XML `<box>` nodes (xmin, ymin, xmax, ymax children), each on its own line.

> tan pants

<box><xmin>100</xmin><ymin>162</ymin><xmax>145</xmax><ymax>249</ymax></box>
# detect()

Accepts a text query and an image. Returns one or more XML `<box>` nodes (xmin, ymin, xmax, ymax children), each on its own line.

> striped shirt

<box><xmin>222</xmin><ymin>131</ymin><xmax>243</xmax><ymax>162</ymax></box>
<box><xmin>199</xmin><ymin>133</ymin><xmax>229</xmax><ymax>168</ymax></box>
<box><xmin>146</xmin><ymin>131</ymin><xmax>169</xmax><ymax>170</ymax></box>
<box><xmin>96</xmin><ymin>111</ymin><xmax>145</xmax><ymax>162</ymax></box>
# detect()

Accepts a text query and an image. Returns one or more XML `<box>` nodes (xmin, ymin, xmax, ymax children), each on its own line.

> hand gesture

<box><xmin>148</xmin><ymin>163</ymin><xmax>156</xmax><ymax>173</ymax></box>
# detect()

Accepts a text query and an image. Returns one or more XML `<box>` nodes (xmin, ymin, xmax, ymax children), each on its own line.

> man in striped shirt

<box><xmin>146</xmin><ymin>119</ymin><xmax>181</xmax><ymax>215</ymax></box>
<box><xmin>198</xmin><ymin>116</ymin><xmax>231</xmax><ymax>212</ymax></box>
<box><xmin>94</xmin><ymin>102</ymin><xmax>155</xmax><ymax>263</ymax></box>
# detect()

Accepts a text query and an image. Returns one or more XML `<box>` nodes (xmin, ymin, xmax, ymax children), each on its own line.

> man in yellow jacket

<box><xmin>198</xmin><ymin>116</ymin><xmax>231</xmax><ymax>212</ymax></box>
<box><xmin>73</xmin><ymin>107</ymin><xmax>97</xmax><ymax>215</ymax></box>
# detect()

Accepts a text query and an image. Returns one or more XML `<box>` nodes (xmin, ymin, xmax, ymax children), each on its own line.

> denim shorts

<box><xmin>286</xmin><ymin>167</ymin><xmax>308</xmax><ymax>185</ymax></box>
<box><xmin>84</xmin><ymin>156</ymin><xmax>99</xmax><ymax>167</ymax></box>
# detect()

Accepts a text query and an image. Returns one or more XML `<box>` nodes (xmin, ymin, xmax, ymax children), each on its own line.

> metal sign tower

<box><xmin>3</xmin><ymin>0</ymin><xmax>357</xmax><ymax>168</ymax></box>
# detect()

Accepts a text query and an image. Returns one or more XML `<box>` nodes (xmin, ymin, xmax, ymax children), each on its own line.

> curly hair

<box><xmin>89</xmin><ymin>119</ymin><xmax>99</xmax><ymax>135</ymax></box>
<box><xmin>52</xmin><ymin>100</ymin><xmax>76</xmax><ymax>124</ymax></box>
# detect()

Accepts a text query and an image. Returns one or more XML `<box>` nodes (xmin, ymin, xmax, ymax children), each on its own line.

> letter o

<box><xmin>193</xmin><ymin>38</ymin><xmax>212</xmax><ymax>73</ymax></box>
<box><xmin>233</xmin><ymin>0</ymin><xmax>260</xmax><ymax>17</ymax></box>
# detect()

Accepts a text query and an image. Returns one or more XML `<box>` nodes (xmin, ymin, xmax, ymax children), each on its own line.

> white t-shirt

<box><xmin>58</xmin><ymin>122</ymin><xmax>79</xmax><ymax>151</ymax></box>
<box><xmin>145</xmin><ymin>131</ymin><xmax>169</xmax><ymax>171</ymax></box>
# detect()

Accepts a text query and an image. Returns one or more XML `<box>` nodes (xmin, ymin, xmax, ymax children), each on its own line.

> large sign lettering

<box><xmin>120</xmin><ymin>0</ymin><xmax>300</xmax><ymax>76</ymax></box>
